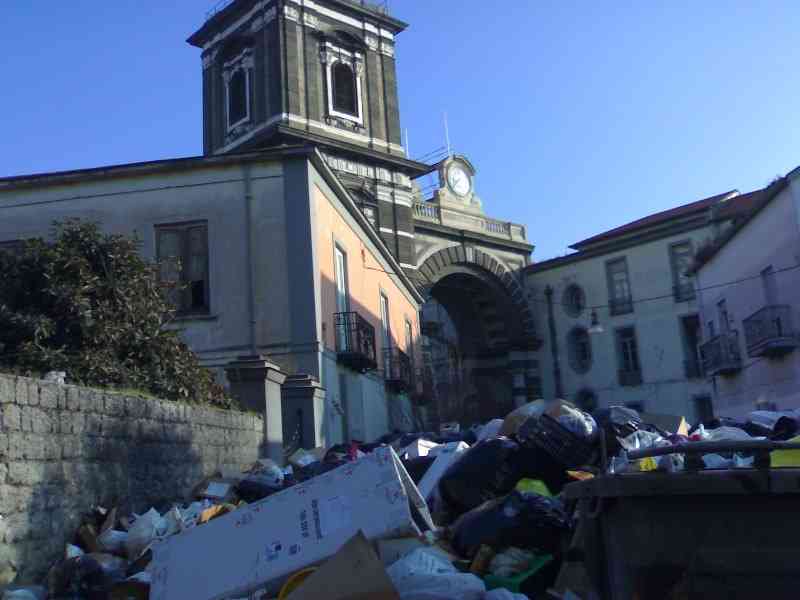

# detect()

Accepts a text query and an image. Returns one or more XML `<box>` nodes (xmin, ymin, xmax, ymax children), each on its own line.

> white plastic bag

<box><xmin>706</xmin><ymin>426</ymin><xmax>759</xmax><ymax>442</ymax></box>
<box><xmin>125</xmin><ymin>508</ymin><xmax>165</xmax><ymax>559</ymax></box>
<box><xmin>97</xmin><ymin>528</ymin><xmax>129</xmax><ymax>554</ymax></box>
<box><xmin>387</xmin><ymin>548</ymin><xmax>485</xmax><ymax>600</ymax></box>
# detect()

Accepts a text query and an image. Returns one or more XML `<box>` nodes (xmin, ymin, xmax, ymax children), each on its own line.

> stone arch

<box><xmin>416</xmin><ymin>246</ymin><xmax>539</xmax><ymax>349</ymax></box>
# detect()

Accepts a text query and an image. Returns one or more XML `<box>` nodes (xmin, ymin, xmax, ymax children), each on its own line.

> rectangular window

<box><xmin>680</xmin><ymin>314</ymin><xmax>702</xmax><ymax>378</ymax></box>
<box><xmin>616</xmin><ymin>327</ymin><xmax>642</xmax><ymax>386</ymax></box>
<box><xmin>405</xmin><ymin>319</ymin><xmax>414</xmax><ymax>354</ymax></box>
<box><xmin>224</xmin><ymin>53</ymin><xmax>252</xmax><ymax>131</ymax></box>
<box><xmin>693</xmin><ymin>395</ymin><xmax>714</xmax><ymax>424</ymax></box>
<box><xmin>606</xmin><ymin>258</ymin><xmax>633</xmax><ymax>315</ymax></box>
<box><xmin>380</xmin><ymin>293</ymin><xmax>391</xmax><ymax>373</ymax></box>
<box><xmin>156</xmin><ymin>222</ymin><xmax>209</xmax><ymax>315</ymax></box>
<box><xmin>670</xmin><ymin>241</ymin><xmax>695</xmax><ymax>302</ymax></box>
<box><xmin>334</xmin><ymin>246</ymin><xmax>349</xmax><ymax>314</ymax></box>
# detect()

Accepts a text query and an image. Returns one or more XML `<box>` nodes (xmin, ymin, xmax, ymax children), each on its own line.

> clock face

<box><xmin>447</xmin><ymin>165</ymin><xmax>471</xmax><ymax>197</ymax></box>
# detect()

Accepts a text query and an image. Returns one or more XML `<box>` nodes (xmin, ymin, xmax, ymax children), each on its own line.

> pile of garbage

<box><xmin>9</xmin><ymin>400</ymin><xmax>800</xmax><ymax>600</ymax></box>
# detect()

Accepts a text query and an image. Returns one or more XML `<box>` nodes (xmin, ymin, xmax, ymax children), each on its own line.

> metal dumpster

<box><xmin>563</xmin><ymin>441</ymin><xmax>800</xmax><ymax>600</ymax></box>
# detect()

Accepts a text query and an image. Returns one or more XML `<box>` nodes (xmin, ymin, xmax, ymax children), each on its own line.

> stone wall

<box><xmin>0</xmin><ymin>374</ymin><xmax>264</xmax><ymax>585</ymax></box>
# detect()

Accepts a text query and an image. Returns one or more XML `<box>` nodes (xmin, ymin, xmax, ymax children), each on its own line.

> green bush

<box><xmin>0</xmin><ymin>219</ymin><xmax>231</xmax><ymax>407</ymax></box>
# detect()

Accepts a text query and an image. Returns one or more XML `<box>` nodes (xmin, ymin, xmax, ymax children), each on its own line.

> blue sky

<box><xmin>2</xmin><ymin>1</ymin><xmax>798</xmax><ymax>260</ymax></box>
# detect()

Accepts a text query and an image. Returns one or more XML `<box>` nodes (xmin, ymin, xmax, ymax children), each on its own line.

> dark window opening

<box><xmin>694</xmin><ymin>395</ymin><xmax>714</xmax><ymax>423</ymax></box>
<box><xmin>156</xmin><ymin>223</ymin><xmax>210</xmax><ymax>315</ymax></box>
<box><xmin>575</xmin><ymin>388</ymin><xmax>598</xmax><ymax>412</ymax></box>
<box><xmin>568</xmin><ymin>327</ymin><xmax>592</xmax><ymax>374</ymax></box>
<box><xmin>618</xmin><ymin>327</ymin><xmax>640</xmax><ymax>372</ymax></box>
<box><xmin>563</xmin><ymin>284</ymin><xmax>586</xmax><ymax>318</ymax></box>
<box><xmin>332</xmin><ymin>62</ymin><xmax>358</xmax><ymax>116</ymax></box>
<box><xmin>228</xmin><ymin>68</ymin><xmax>248</xmax><ymax>127</ymax></box>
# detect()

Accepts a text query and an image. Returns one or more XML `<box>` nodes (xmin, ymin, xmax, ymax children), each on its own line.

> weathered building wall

<box><xmin>527</xmin><ymin>226</ymin><xmax>715</xmax><ymax>419</ymax></box>
<box><xmin>0</xmin><ymin>374</ymin><xmax>263</xmax><ymax>584</ymax></box>
<box><xmin>696</xmin><ymin>179</ymin><xmax>800</xmax><ymax>417</ymax></box>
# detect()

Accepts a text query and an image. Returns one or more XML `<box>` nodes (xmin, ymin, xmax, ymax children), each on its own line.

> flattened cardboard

<box><xmin>417</xmin><ymin>442</ymin><xmax>469</xmax><ymax>500</ymax></box>
<box><xmin>287</xmin><ymin>531</ymin><xmax>400</xmax><ymax>600</ymax></box>
<box><xmin>150</xmin><ymin>447</ymin><xmax>434</xmax><ymax>600</ymax></box>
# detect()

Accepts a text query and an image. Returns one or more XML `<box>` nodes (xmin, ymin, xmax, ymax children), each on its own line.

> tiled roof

<box><xmin>689</xmin><ymin>178</ymin><xmax>788</xmax><ymax>272</ymax></box>
<box><xmin>569</xmin><ymin>190</ymin><xmax>739</xmax><ymax>250</ymax></box>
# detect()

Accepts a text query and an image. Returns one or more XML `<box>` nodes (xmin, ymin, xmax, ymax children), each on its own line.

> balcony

<box><xmin>334</xmin><ymin>312</ymin><xmax>377</xmax><ymax>372</ymax></box>
<box><xmin>383</xmin><ymin>347</ymin><xmax>413</xmax><ymax>392</ymax></box>
<box><xmin>700</xmin><ymin>332</ymin><xmax>742</xmax><ymax>376</ymax></box>
<box><xmin>609</xmin><ymin>296</ymin><xmax>634</xmax><ymax>316</ymax></box>
<box><xmin>673</xmin><ymin>282</ymin><xmax>696</xmax><ymax>302</ymax></box>
<box><xmin>618</xmin><ymin>369</ymin><xmax>643</xmax><ymax>387</ymax></box>
<box><xmin>683</xmin><ymin>358</ymin><xmax>704</xmax><ymax>379</ymax></box>
<box><xmin>743</xmin><ymin>305</ymin><xmax>798</xmax><ymax>358</ymax></box>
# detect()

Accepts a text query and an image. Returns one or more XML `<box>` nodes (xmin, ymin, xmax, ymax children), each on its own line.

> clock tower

<box><xmin>433</xmin><ymin>155</ymin><xmax>484</xmax><ymax>214</ymax></box>
<box><xmin>187</xmin><ymin>0</ymin><xmax>431</xmax><ymax>270</ymax></box>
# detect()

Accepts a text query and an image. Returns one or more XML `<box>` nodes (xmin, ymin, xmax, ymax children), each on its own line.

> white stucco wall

<box><xmin>528</xmin><ymin>227</ymin><xmax>715</xmax><ymax>420</ymax></box>
<box><xmin>0</xmin><ymin>160</ymin><xmax>291</xmax><ymax>374</ymax></box>
<box><xmin>695</xmin><ymin>177</ymin><xmax>800</xmax><ymax>418</ymax></box>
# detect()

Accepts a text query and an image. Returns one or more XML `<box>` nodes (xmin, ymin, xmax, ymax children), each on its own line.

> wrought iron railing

<box><xmin>609</xmin><ymin>296</ymin><xmax>634</xmax><ymax>316</ymax></box>
<box><xmin>383</xmin><ymin>347</ymin><xmax>413</xmax><ymax>392</ymax></box>
<box><xmin>673</xmin><ymin>282</ymin><xmax>695</xmax><ymax>302</ymax></box>
<box><xmin>618</xmin><ymin>369</ymin><xmax>643</xmax><ymax>387</ymax></box>
<box><xmin>334</xmin><ymin>312</ymin><xmax>377</xmax><ymax>371</ymax></box>
<box><xmin>743</xmin><ymin>305</ymin><xmax>797</xmax><ymax>357</ymax></box>
<box><xmin>700</xmin><ymin>332</ymin><xmax>742</xmax><ymax>376</ymax></box>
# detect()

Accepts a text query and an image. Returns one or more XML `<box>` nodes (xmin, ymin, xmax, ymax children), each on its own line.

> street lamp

<box><xmin>588</xmin><ymin>308</ymin><xmax>604</xmax><ymax>335</ymax></box>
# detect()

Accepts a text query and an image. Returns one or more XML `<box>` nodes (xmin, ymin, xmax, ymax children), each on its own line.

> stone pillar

<box><xmin>282</xmin><ymin>374</ymin><xmax>327</xmax><ymax>451</ymax></box>
<box><xmin>225</xmin><ymin>355</ymin><xmax>287</xmax><ymax>465</ymax></box>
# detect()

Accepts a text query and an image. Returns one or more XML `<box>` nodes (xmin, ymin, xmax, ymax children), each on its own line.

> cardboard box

<box><xmin>287</xmin><ymin>531</ymin><xmax>400</xmax><ymax>600</ymax></box>
<box><xmin>150</xmin><ymin>447</ymin><xmax>435</xmax><ymax>600</ymax></box>
<box><xmin>399</xmin><ymin>439</ymin><xmax>439</xmax><ymax>459</ymax></box>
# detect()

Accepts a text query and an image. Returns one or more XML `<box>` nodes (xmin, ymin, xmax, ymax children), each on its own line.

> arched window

<box><xmin>227</xmin><ymin>67</ymin><xmax>248</xmax><ymax>127</ymax></box>
<box><xmin>332</xmin><ymin>62</ymin><xmax>358</xmax><ymax>116</ymax></box>
<box><xmin>567</xmin><ymin>326</ymin><xmax>592</xmax><ymax>374</ymax></box>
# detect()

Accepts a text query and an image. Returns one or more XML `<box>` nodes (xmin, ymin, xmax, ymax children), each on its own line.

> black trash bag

<box><xmin>593</xmin><ymin>406</ymin><xmax>642</xmax><ymax>454</ymax></box>
<box><xmin>401</xmin><ymin>455</ymin><xmax>436</xmax><ymax>484</ymax></box>
<box><xmin>439</xmin><ymin>437</ymin><xmax>524</xmax><ymax>515</ymax></box>
<box><xmin>772</xmin><ymin>415</ymin><xmax>800</xmax><ymax>441</ymax></box>
<box><xmin>451</xmin><ymin>491</ymin><xmax>572</xmax><ymax>559</ymax></box>
<box><xmin>72</xmin><ymin>553</ymin><xmax>128</xmax><ymax>595</ymax></box>
<box><xmin>509</xmin><ymin>443</ymin><xmax>572</xmax><ymax>495</ymax></box>
<box><xmin>294</xmin><ymin>459</ymin><xmax>345</xmax><ymax>482</ymax></box>
<box><xmin>236</xmin><ymin>477</ymin><xmax>279</xmax><ymax>503</ymax></box>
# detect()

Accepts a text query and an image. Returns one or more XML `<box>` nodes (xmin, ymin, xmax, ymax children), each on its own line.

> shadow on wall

<box><xmin>17</xmin><ymin>386</ymin><xmax>207</xmax><ymax>584</ymax></box>
<box><xmin>318</xmin><ymin>273</ymin><xmax>423</xmax><ymax>436</ymax></box>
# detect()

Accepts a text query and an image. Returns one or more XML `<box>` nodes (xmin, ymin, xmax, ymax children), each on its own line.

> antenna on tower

<box><xmin>443</xmin><ymin>112</ymin><xmax>452</xmax><ymax>159</ymax></box>
<box><xmin>405</xmin><ymin>128</ymin><xmax>411</xmax><ymax>158</ymax></box>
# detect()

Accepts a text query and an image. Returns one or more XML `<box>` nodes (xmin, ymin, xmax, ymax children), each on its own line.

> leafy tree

<box><xmin>0</xmin><ymin>219</ymin><xmax>230</xmax><ymax>407</ymax></box>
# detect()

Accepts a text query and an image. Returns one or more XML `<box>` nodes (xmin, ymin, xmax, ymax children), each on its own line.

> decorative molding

<box><xmin>380</xmin><ymin>41</ymin><xmax>395</xmax><ymax>58</ymax></box>
<box><xmin>284</xmin><ymin>5</ymin><xmax>300</xmax><ymax>22</ymax></box>
<box><xmin>303</xmin><ymin>11</ymin><xmax>319</xmax><ymax>28</ymax></box>
<box><xmin>202</xmin><ymin>48</ymin><xmax>219</xmax><ymax>69</ymax></box>
<box><xmin>322</xmin><ymin>42</ymin><xmax>366</xmax><ymax>127</ymax></box>
<box><xmin>251</xmin><ymin>6</ymin><xmax>277</xmax><ymax>32</ymax></box>
<box><xmin>364</xmin><ymin>34</ymin><xmax>379</xmax><ymax>51</ymax></box>
<box><xmin>213</xmin><ymin>112</ymin><xmax>404</xmax><ymax>156</ymax></box>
